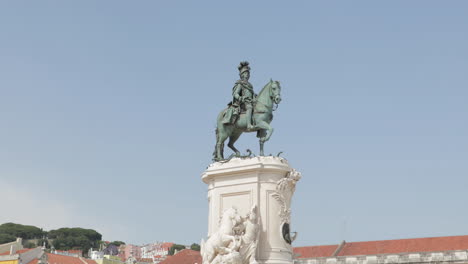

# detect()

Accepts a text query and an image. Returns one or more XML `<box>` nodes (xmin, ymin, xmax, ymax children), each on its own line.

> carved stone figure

<box><xmin>202</xmin><ymin>205</ymin><xmax>262</xmax><ymax>264</ymax></box>
<box><xmin>239</xmin><ymin>205</ymin><xmax>260</xmax><ymax>264</ymax></box>
<box><xmin>212</xmin><ymin>250</ymin><xmax>242</xmax><ymax>264</ymax></box>
<box><xmin>272</xmin><ymin>169</ymin><xmax>301</xmax><ymax>244</ymax></box>
<box><xmin>201</xmin><ymin>207</ymin><xmax>242</xmax><ymax>264</ymax></box>
<box><xmin>211</xmin><ymin>237</ymin><xmax>242</xmax><ymax>264</ymax></box>
<box><xmin>214</xmin><ymin>61</ymin><xmax>282</xmax><ymax>161</ymax></box>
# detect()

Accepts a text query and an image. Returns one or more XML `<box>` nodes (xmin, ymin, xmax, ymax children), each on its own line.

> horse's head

<box><xmin>255</xmin><ymin>79</ymin><xmax>282</xmax><ymax>114</ymax></box>
<box><xmin>270</xmin><ymin>79</ymin><xmax>282</xmax><ymax>105</ymax></box>
<box><xmin>221</xmin><ymin>207</ymin><xmax>241</xmax><ymax>227</ymax></box>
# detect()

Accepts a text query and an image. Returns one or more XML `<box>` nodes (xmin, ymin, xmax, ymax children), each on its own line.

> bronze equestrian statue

<box><xmin>214</xmin><ymin>61</ymin><xmax>282</xmax><ymax>161</ymax></box>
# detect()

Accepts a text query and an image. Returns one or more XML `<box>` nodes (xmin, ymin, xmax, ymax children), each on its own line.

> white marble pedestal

<box><xmin>201</xmin><ymin>156</ymin><xmax>301</xmax><ymax>264</ymax></box>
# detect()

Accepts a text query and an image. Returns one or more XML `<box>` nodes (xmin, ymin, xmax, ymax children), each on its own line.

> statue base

<box><xmin>201</xmin><ymin>156</ymin><xmax>301</xmax><ymax>264</ymax></box>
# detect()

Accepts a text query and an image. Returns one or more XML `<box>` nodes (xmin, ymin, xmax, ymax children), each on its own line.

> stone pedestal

<box><xmin>201</xmin><ymin>156</ymin><xmax>301</xmax><ymax>264</ymax></box>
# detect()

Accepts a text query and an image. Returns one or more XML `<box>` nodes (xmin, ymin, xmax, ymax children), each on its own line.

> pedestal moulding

<box><xmin>201</xmin><ymin>156</ymin><xmax>301</xmax><ymax>264</ymax></box>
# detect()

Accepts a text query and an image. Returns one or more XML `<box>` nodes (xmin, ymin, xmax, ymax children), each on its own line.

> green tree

<box><xmin>37</xmin><ymin>238</ymin><xmax>50</xmax><ymax>249</ymax></box>
<box><xmin>168</xmin><ymin>244</ymin><xmax>186</xmax><ymax>255</ymax></box>
<box><xmin>49</xmin><ymin>228</ymin><xmax>102</xmax><ymax>254</ymax></box>
<box><xmin>190</xmin><ymin>243</ymin><xmax>200</xmax><ymax>251</ymax></box>
<box><xmin>0</xmin><ymin>233</ymin><xmax>16</xmax><ymax>244</ymax></box>
<box><xmin>24</xmin><ymin>242</ymin><xmax>37</xmax><ymax>249</ymax></box>
<box><xmin>0</xmin><ymin>223</ymin><xmax>44</xmax><ymax>239</ymax></box>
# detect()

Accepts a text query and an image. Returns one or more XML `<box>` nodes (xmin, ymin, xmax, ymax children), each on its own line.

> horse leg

<box><xmin>266</xmin><ymin>127</ymin><xmax>274</xmax><ymax>141</ymax></box>
<box><xmin>205</xmin><ymin>251</ymin><xmax>215</xmax><ymax>264</ymax></box>
<box><xmin>215</xmin><ymin>129</ymin><xmax>229</xmax><ymax>161</ymax></box>
<box><xmin>259</xmin><ymin>140</ymin><xmax>264</xmax><ymax>156</ymax></box>
<box><xmin>227</xmin><ymin>131</ymin><xmax>242</xmax><ymax>157</ymax></box>
<box><xmin>221</xmin><ymin>234</ymin><xmax>236</xmax><ymax>245</ymax></box>
<box><xmin>256</xmin><ymin>121</ymin><xmax>273</xmax><ymax>142</ymax></box>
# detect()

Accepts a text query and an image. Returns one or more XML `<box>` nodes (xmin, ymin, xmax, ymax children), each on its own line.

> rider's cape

<box><xmin>222</xmin><ymin>101</ymin><xmax>240</xmax><ymax>125</ymax></box>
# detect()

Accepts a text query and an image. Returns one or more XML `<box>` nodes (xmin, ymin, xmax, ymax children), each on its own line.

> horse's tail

<box><xmin>212</xmin><ymin>127</ymin><xmax>219</xmax><ymax>160</ymax></box>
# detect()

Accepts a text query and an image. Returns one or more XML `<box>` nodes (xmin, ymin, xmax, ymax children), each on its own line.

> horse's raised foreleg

<box><xmin>256</xmin><ymin>121</ymin><xmax>273</xmax><ymax>142</ymax></box>
<box><xmin>227</xmin><ymin>132</ymin><xmax>242</xmax><ymax>157</ymax></box>
<box><xmin>221</xmin><ymin>234</ymin><xmax>237</xmax><ymax>246</ymax></box>
<box><xmin>256</xmin><ymin>121</ymin><xmax>274</xmax><ymax>156</ymax></box>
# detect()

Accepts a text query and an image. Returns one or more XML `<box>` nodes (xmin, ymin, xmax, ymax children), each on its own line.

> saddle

<box><xmin>222</xmin><ymin>101</ymin><xmax>255</xmax><ymax>125</ymax></box>
<box><xmin>221</xmin><ymin>102</ymin><xmax>240</xmax><ymax>125</ymax></box>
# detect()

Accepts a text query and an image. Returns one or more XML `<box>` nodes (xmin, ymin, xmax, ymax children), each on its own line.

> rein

<box><xmin>254</xmin><ymin>84</ymin><xmax>279</xmax><ymax>113</ymax></box>
<box><xmin>254</xmin><ymin>99</ymin><xmax>278</xmax><ymax>113</ymax></box>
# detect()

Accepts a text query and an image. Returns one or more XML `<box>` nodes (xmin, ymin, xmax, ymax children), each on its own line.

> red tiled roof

<box><xmin>0</xmin><ymin>248</ymin><xmax>34</xmax><ymax>256</ymax></box>
<box><xmin>337</xmin><ymin>235</ymin><xmax>468</xmax><ymax>256</ymax></box>
<box><xmin>295</xmin><ymin>235</ymin><xmax>468</xmax><ymax>259</ymax></box>
<box><xmin>47</xmin><ymin>253</ymin><xmax>96</xmax><ymax>264</ymax></box>
<box><xmin>27</xmin><ymin>259</ymin><xmax>39</xmax><ymax>264</ymax></box>
<box><xmin>294</xmin><ymin>245</ymin><xmax>338</xmax><ymax>258</ymax></box>
<box><xmin>159</xmin><ymin>249</ymin><xmax>201</xmax><ymax>264</ymax></box>
<box><xmin>161</xmin><ymin>243</ymin><xmax>173</xmax><ymax>250</ymax></box>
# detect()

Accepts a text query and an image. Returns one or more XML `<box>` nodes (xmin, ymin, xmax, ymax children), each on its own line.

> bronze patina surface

<box><xmin>214</xmin><ymin>61</ymin><xmax>282</xmax><ymax>161</ymax></box>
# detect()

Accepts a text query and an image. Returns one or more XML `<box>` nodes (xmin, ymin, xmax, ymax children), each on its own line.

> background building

<box><xmin>123</xmin><ymin>245</ymin><xmax>141</xmax><ymax>261</ymax></box>
<box><xmin>95</xmin><ymin>255</ymin><xmax>125</xmax><ymax>264</ymax></box>
<box><xmin>294</xmin><ymin>235</ymin><xmax>468</xmax><ymax>264</ymax></box>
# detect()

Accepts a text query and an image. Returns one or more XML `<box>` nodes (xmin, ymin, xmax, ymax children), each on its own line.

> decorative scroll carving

<box><xmin>272</xmin><ymin>169</ymin><xmax>301</xmax><ymax>244</ymax></box>
<box><xmin>201</xmin><ymin>206</ymin><xmax>260</xmax><ymax>264</ymax></box>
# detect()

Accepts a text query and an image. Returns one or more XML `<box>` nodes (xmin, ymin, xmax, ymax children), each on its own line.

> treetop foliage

<box><xmin>49</xmin><ymin>228</ymin><xmax>102</xmax><ymax>254</ymax></box>
<box><xmin>0</xmin><ymin>223</ymin><xmax>44</xmax><ymax>240</ymax></box>
<box><xmin>190</xmin><ymin>243</ymin><xmax>200</xmax><ymax>251</ymax></box>
<box><xmin>168</xmin><ymin>244</ymin><xmax>186</xmax><ymax>255</ymax></box>
<box><xmin>0</xmin><ymin>223</ymin><xmax>104</xmax><ymax>256</ymax></box>
<box><xmin>0</xmin><ymin>233</ymin><xmax>17</xmax><ymax>244</ymax></box>
<box><xmin>48</xmin><ymin>228</ymin><xmax>102</xmax><ymax>241</ymax></box>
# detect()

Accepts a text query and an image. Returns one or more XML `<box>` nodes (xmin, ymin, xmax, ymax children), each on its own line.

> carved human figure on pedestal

<box><xmin>239</xmin><ymin>205</ymin><xmax>260</xmax><ymax>264</ymax></box>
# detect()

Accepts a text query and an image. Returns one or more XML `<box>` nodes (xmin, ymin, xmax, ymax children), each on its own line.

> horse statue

<box><xmin>213</xmin><ymin>79</ymin><xmax>282</xmax><ymax>161</ymax></box>
<box><xmin>201</xmin><ymin>207</ymin><xmax>242</xmax><ymax>264</ymax></box>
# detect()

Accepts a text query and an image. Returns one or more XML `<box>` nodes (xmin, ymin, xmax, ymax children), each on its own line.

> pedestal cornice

<box><xmin>202</xmin><ymin>156</ymin><xmax>291</xmax><ymax>184</ymax></box>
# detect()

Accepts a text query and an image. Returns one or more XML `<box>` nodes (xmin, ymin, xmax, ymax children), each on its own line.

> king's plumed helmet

<box><xmin>238</xmin><ymin>61</ymin><xmax>251</xmax><ymax>75</ymax></box>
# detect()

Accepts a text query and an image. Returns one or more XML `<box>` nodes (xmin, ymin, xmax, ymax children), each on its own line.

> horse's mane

<box><xmin>258</xmin><ymin>80</ymin><xmax>280</xmax><ymax>98</ymax></box>
<box><xmin>257</xmin><ymin>80</ymin><xmax>272</xmax><ymax>98</ymax></box>
<box><xmin>258</xmin><ymin>80</ymin><xmax>278</xmax><ymax>97</ymax></box>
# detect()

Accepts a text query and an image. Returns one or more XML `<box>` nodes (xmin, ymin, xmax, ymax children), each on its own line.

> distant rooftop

<box><xmin>294</xmin><ymin>235</ymin><xmax>468</xmax><ymax>259</ymax></box>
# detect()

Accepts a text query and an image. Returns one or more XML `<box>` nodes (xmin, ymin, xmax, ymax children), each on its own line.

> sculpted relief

<box><xmin>272</xmin><ymin>169</ymin><xmax>301</xmax><ymax>244</ymax></box>
<box><xmin>201</xmin><ymin>205</ymin><xmax>260</xmax><ymax>264</ymax></box>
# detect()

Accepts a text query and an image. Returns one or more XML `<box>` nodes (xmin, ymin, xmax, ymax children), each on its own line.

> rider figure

<box><xmin>232</xmin><ymin>61</ymin><xmax>256</xmax><ymax>130</ymax></box>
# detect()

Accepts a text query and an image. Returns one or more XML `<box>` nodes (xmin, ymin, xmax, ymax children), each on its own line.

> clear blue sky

<box><xmin>1</xmin><ymin>1</ymin><xmax>467</xmax><ymax>246</ymax></box>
